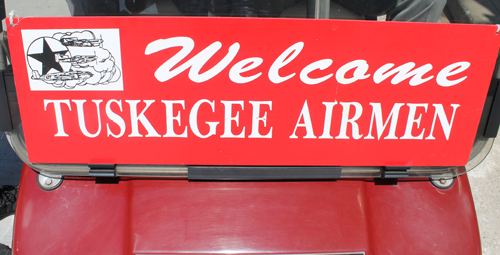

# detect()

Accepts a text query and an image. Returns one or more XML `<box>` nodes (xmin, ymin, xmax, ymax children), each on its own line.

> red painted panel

<box><xmin>13</xmin><ymin>165</ymin><xmax>480</xmax><ymax>255</ymax></box>
<box><xmin>7</xmin><ymin>17</ymin><xmax>500</xmax><ymax>166</ymax></box>
<box><xmin>12</xmin><ymin>165</ymin><xmax>130</xmax><ymax>255</ymax></box>
<box><xmin>365</xmin><ymin>176</ymin><xmax>481</xmax><ymax>254</ymax></box>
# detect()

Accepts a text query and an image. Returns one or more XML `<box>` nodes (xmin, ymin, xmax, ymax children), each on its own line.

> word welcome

<box><xmin>146</xmin><ymin>37</ymin><xmax>470</xmax><ymax>87</ymax></box>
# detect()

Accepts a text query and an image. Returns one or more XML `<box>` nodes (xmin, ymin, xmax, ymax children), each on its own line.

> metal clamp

<box><xmin>381</xmin><ymin>166</ymin><xmax>410</xmax><ymax>178</ymax></box>
<box><xmin>37</xmin><ymin>173</ymin><xmax>63</xmax><ymax>191</ymax></box>
<box><xmin>89</xmin><ymin>164</ymin><xmax>116</xmax><ymax>177</ymax></box>
<box><xmin>430</xmin><ymin>176</ymin><xmax>455</xmax><ymax>189</ymax></box>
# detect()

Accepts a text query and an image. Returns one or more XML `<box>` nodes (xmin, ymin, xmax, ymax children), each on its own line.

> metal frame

<box><xmin>308</xmin><ymin>0</ymin><xmax>330</xmax><ymax>19</ymax></box>
<box><xmin>5</xmin><ymin>124</ymin><xmax>470</xmax><ymax>179</ymax></box>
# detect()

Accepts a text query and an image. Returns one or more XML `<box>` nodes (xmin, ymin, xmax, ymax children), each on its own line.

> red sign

<box><xmin>7</xmin><ymin>17</ymin><xmax>500</xmax><ymax>166</ymax></box>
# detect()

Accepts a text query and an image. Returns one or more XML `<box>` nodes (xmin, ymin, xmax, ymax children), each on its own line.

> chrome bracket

<box><xmin>37</xmin><ymin>173</ymin><xmax>63</xmax><ymax>191</ymax></box>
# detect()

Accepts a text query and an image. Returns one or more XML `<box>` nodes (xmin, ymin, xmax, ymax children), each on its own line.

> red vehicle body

<box><xmin>2</xmin><ymin>0</ymin><xmax>500</xmax><ymax>254</ymax></box>
<box><xmin>12</xmin><ymin>165</ymin><xmax>481</xmax><ymax>255</ymax></box>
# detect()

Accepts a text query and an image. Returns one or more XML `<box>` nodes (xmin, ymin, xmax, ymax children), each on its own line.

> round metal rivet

<box><xmin>37</xmin><ymin>173</ymin><xmax>63</xmax><ymax>191</ymax></box>
<box><xmin>430</xmin><ymin>177</ymin><xmax>455</xmax><ymax>190</ymax></box>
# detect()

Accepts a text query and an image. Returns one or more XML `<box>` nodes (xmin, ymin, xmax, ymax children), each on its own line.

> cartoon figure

<box><xmin>27</xmin><ymin>30</ymin><xmax>121</xmax><ymax>89</ymax></box>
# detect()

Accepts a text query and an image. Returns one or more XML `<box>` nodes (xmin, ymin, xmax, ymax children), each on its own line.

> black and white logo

<box><xmin>22</xmin><ymin>29</ymin><xmax>123</xmax><ymax>91</ymax></box>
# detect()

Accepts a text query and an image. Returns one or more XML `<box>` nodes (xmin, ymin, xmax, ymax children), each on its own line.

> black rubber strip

<box><xmin>188</xmin><ymin>166</ymin><xmax>342</xmax><ymax>180</ymax></box>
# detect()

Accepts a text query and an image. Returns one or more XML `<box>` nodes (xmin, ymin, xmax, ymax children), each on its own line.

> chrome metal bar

<box><xmin>5</xmin><ymin>127</ymin><xmax>188</xmax><ymax>178</ymax></box>
<box><xmin>340</xmin><ymin>167</ymin><xmax>380</xmax><ymax>178</ymax></box>
<box><xmin>307</xmin><ymin>0</ymin><xmax>330</xmax><ymax>19</ymax></box>
<box><xmin>116</xmin><ymin>165</ymin><xmax>187</xmax><ymax>178</ymax></box>
<box><xmin>466</xmin><ymin>137</ymin><xmax>495</xmax><ymax>172</ymax></box>
<box><xmin>408</xmin><ymin>167</ymin><xmax>458</xmax><ymax>177</ymax></box>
